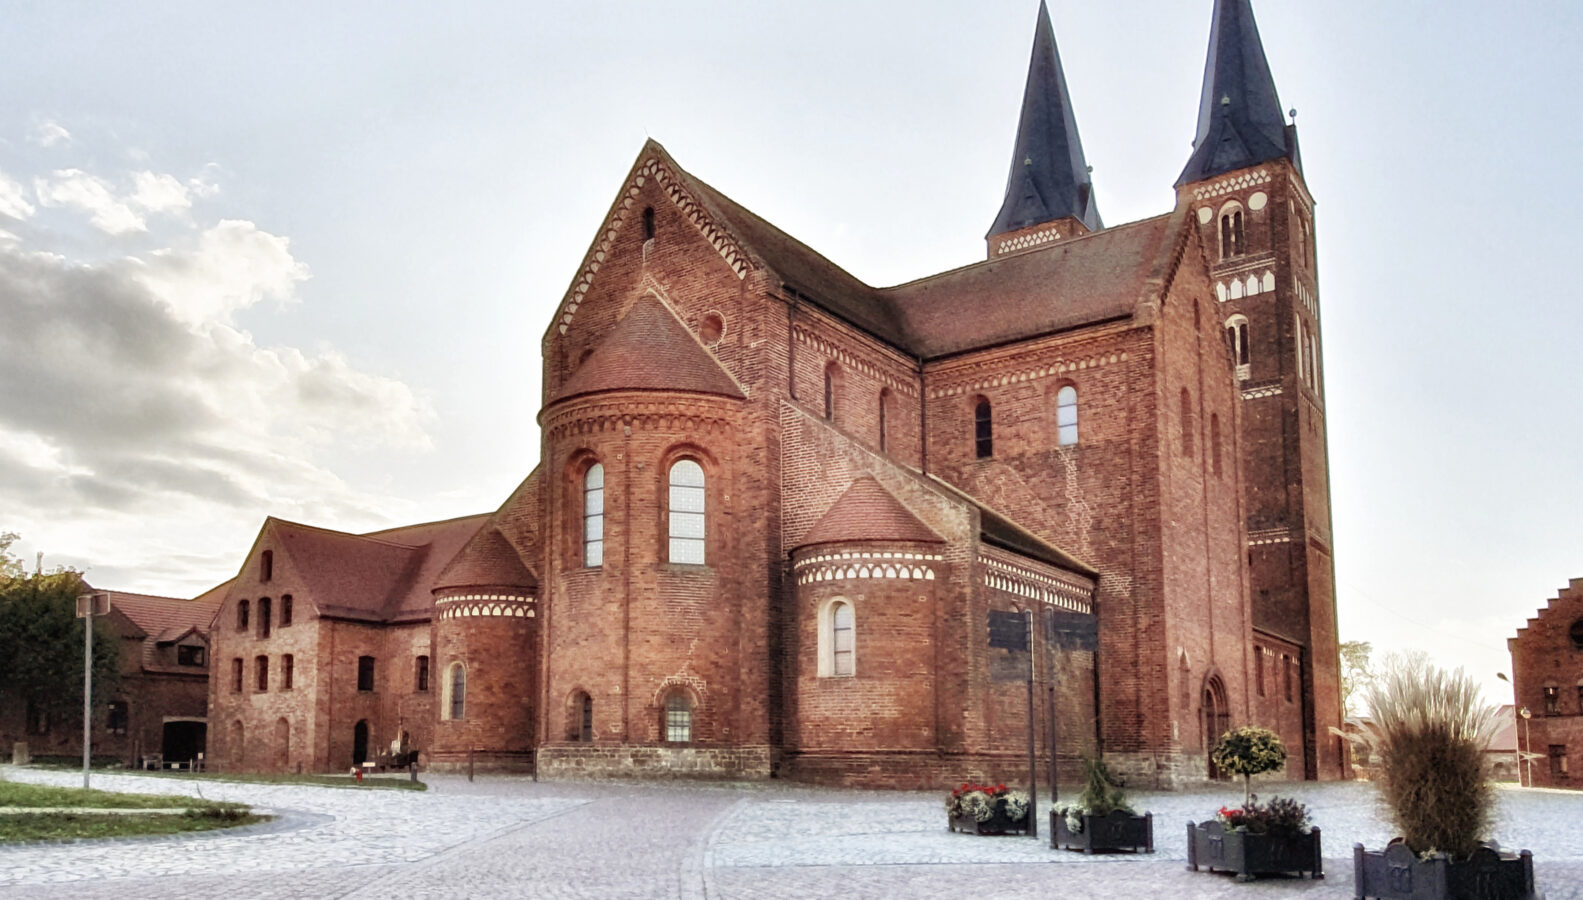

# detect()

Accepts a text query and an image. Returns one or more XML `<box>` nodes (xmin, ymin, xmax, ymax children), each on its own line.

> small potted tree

<box><xmin>1188</xmin><ymin>726</ymin><xmax>1323</xmax><ymax>881</ymax></box>
<box><xmin>1344</xmin><ymin>659</ymin><xmax>1538</xmax><ymax>899</ymax></box>
<box><xmin>1050</xmin><ymin>756</ymin><xmax>1154</xmax><ymax>853</ymax></box>
<box><xmin>945</xmin><ymin>782</ymin><xmax>1030</xmax><ymax>836</ymax></box>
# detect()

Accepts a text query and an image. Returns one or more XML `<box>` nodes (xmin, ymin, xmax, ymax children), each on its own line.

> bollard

<box><xmin>468</xmin><ymin>747</ymin><xmax>475</xmax><ymax>782</ymax></box>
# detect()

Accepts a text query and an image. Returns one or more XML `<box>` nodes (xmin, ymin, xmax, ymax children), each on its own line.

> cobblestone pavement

<box><xmin>1</xmin><ymin>766</ymin><xmax>1579</xmax><ymax>899</ymax></box>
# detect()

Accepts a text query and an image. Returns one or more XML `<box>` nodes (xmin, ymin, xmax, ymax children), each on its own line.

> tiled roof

<box><xmin>796</xmin><ymin>476</ymin><xmax>944</xmax><ymax>549</ymax></box>
<box><xmin>922</xmin><ymin>474</ymin><xmax>1098</xmax><ymax>577</ymax></box>
<box><xmin>1177</xmin><ymin>0</ymin><xmax>1299</xmax><ymax>186</ymax></box>
<box><xmin>432</xmin><ymin>525</ymin><xmax>538</xmax><ymax>594</ymax></box>
<box><xmin>552</xmin><ymin>294</ymin><xmax>745</xmax><ymax>403</ymax></box>
<box><xmin>96</xmin><ymin>588</ymin><xmax>223</xmax><ymax>674</ymax></box>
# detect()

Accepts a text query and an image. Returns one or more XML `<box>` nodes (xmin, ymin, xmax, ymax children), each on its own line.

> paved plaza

<box><xmin>1</xmin><ymin>766</ymin><xmax>1579</xmax><ymax>898</ymax></box>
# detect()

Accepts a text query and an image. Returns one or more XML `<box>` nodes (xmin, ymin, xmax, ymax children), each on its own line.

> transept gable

<box><xmin>552</xmin><ymin>291</ymin><xmax>746</xmax><ymax>403</ymax></box>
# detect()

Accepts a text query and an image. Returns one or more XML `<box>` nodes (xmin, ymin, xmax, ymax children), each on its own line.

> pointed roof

<box><xmin>988</xmin><ymin>1</ymin><xmax>1101</xmax><ymax>238</ymax></box>
<box><xmin>552</xmin><ymin>293</ymin><xmax>746</xmax><ymax>403</ymax></box>
<box><xmin>1176</xmin><ymin>0</ymin><xmax>1300</xmax><ymax>186</ymax></box>
<box><xmin>93</xmin><ymin>588</ymin><xmax>224</xmax><ymax>674</ymax></box>
<box><xmin>432</xmin><ymin>525</ymin><xmax>538</xmax><ymax>594</ymax></box>
<box><xmin>796</xmin><ymin>476</ymin><xmax>945</xmax><ymax>549</ymax></box>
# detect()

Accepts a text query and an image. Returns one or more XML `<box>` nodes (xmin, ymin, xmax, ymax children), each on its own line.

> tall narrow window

<box><xmin>823</xmin><ymin>362</ymin><xmax>839</xmax><ymax>421</ymax></box>
<box><xmin>280</xmin><ymin>595</ymin><xmax>293</xmax><ymax>627</ymax></box>
<box><xmin>1179</xmin><ymin>388</ymin><xmax>1195</xmax><ymax>457</ymax></box>
<box><xmin>583</xmin><ymin>463</ymin><xmax>605</xmax><ymax>567</ymax></box>
<box><xmin>1220</xmin><ymin>207</ymin><xmax>1245</xmax><ymax>258</ymax></box>
<box><xmin>1550</xmin><ymin>745</ymin><xmax>1570</xmax><ymax>779</ymax></box>
<box><xmin>668</xmin><ymin>459</ymin><xmax>706</xmax><ymax>564</ymax></box>
<box><xmin>974</xmin><ymin>398</ymin><xmax>992</xmax><ymax>459</ymax></box>
<box><xmin>357</xmin><ymin>656</ymin><xmax>375</xmax><ymax>692</ymax></box>
<box><xmin>1225</xmin><ymin>315</ymin><xmax>1251</xmax><ymax>372</ymax></box>
<box><xmin>1282</xmin><ymin>654</ymin><xmax>1293</xmax><ymax>702</ymax></box>
<box><xmin>569</xmin><ymin>691</ymin><xmax>593</xmax><ymax>742</ymax></box>
<box><xmin>236</xmin><ymin>599</ymin><xmax>250</xmax><ymax>632</ymax></box>
<box><xmin>232</xmin><ymin>658</ymin><xmax>243</xmax><ymax>693</ymax></box>
<box><xmin>415</xmin><ymin>655</ymin><xmax>430</xmax><ymax>692</ymax></box>
<box><xmin>1545</xmin><ymin>685</ymin><xmax>1561</xmax><ymax>716</ymax></box>
<box><xmin>831</xmin><ymin>601</ymin><xmax>855</xmax><ymax>676</ymax></box>
<box><xmin>1211</xmin><ymin>413</ymin><xmax>1223</xmax><ymax>478</ymax></box>
<box><xmin>255</xmin><ymin>655</ymin><xmax>269</xmax><ymax>692</ymax></box>
<box><xmin>1056</xmin><ymin>386</ymin><xmax>1078</xmax><ymax>447</ymax></box>
<box><xmin>878</xmin><ymin>388</ymin><xmax>890</xmax><ymax>453</ymax></box>
<box><xmin>664</xmin><ymin>692</ymin><xmax>692</xmax><ymax>743</ymax></box>
<box><xmin>107</xmin><ymin>700</ymin><xmax>128</xmax><ymax>735</ymax></box>
<box><xmin>642</xmin><ymin>206</ymin><xmax>655</xmax><ymax>240</ymax></box>
<box><xmin>1255</xmin><ymin>647</ymin><xmax>1266</xmax><ymax>697</ymax></box>
<box><xmin>258</xmin><ymin>596</ymin><xmax>272</xmax><ymax>639</ymax></box>
<box><xmin>446</xmin><ymin>663</ymin><xmax>467</xmax><ymax>720</ymax></box>
<box><xmin>260</xmin><ymin>550</ymin><xmax>273</xmax><ymax>582</ymax></box>
<box><xmin>282</xmin><ymin>654</ymin><xmax>294</xmax><ymax>690</ymax></box>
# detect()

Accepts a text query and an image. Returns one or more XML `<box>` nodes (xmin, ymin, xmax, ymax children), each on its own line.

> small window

<box><xmin>260</xmin><ymin>550</ymin><xmax>273</xmax><ymax>582</ymax></box>
<box><xmin>1577</xmin><ymin>679</ymin><xmax>1583</xmax><ymax>715</ymax></box>
<box><xmin>568</xmin><ymin>690</ymin><xmax>593</xmax><ymax>742</ymax></box>
<box><xmin>231</xmin><ymin>658</ymin><xmax>243</xmax><ymax>693</ymax></box>
<box><xmin>281</xmin><ymin>595</ymin><xmax>293</xmax><ymax>627</ymax></box>
<box><xmin>258</xmin><ymin>596</ymin><xmax>272</xmax><ymax>639</ymax></box>
<box><xmin>1225</xmin><ymin>315</ymin><xmax>1250</xmax><ymax>372</ymax></box>
<box><xmin>664</xmin><ymin>692</ymin><xmax>692</xmax><ymax>743</ymax></box>
<box><xmin>1179</xmin><ymin>388</ymin><xmax>1195</xmax><ymax>457</ymax></box>
<box><xmin>282</xmin><ymin>654</ymin><xmax>294</xmax><ymax>691</ymax></box>
<box><xmin>26</xmin><ymin>700</ymin><xmax>49</xmax><ymax>735</ymax></box>
<box><xmin>584</xmin><ymin>463</ymin><xmax>605</xmax><ymax>567</ymax></box>
<box><xmin>832</xmin><ymin>601</ymin><xmax>854</xmax><ymax>677</ymax></box>
<box><xmin>1570</xmin><ymin>618</ymin><xmax>1583</xmax><ymax>650</ymax></box>
<box><xmin>1282</xmin><ymin>654</ymin><xmax>1294</xmax><ymax>702</ymax></box>
<box><xmin>1550</xmin><ymin>745</ymin><xmax>1570</xmax><ymax>778</ymax></box>
<box><xmin>1545</xmin><ymin>685</ymin><xmax>1561</xmax><ymax>716</ymax></box>
<box><xmin>581</xmin><ymin>693</ymin><xmax>594</xmax><ymax>742</ymax></box>
<box><xmin>1056</xmin><ymin>386</ymin><xmax>1078</xmax><ymax>447</ymax></box>
<box><xmin>107</xmin><ymin>700</ymin><xmax>128</xmax><ymax>735</ymax></box>
<box><xmin>668</xmin><ymin>459</ymin><xmax>706</xmax><ymax>565</ymax></box>
<box><xmin>177</xmin><ymin>645</ymin><xmax>205</xmax><ymax>667</ymax></box>
<box><xmin>416</xmin><ymin>655</ymin><xmax>430</xmax><ymax>692</ymax></box>
<box><xmin>823</xmin><ymin>362</ymin><xmax>840</xmax><ymax>421</ymax></box>
<box><xmin>237</xmin><ymin>599</ymin><xmax>250</xmax><ymax>632</ymax></box>
<box><xmin>1211</xmin><ymin>413</ymin><xmax>1223</xmax><ymax>478</ymax></box>
<box><xmin>357</xmin><ymin>656</ymin><xmax>375</xmax><ymax>692</ymax></box>
<box><xmin>1255</xmin><ymin>647</ymin><xmax>1266</xmax><ymax>697</ymax></box>
<box><xmin>642</xmin><ymin>206</ymin><xmax>655</xmax><ymax>241</ymax></box>
<box><xmin>255</xmin><ymin>655</ymin><xmax>269</xmax><ymax>692</ymax></box>
<box><xmin>446</xmin><ymin>663</ymin><xmax>467</xmax><ymax>720</ymax></box>
<box><xmin>878</xmin><ymin>388</ymin><xmax>890</xmax><ymax>453</ymax></box>
<box><xmin>974</xmin><ymin>398</ymin><xmax>992</xmax><ymax>459</ymax></box>
<box><xmin>1219</xmin><ymin>206</ymin><xmax>1245</xmax><ymax>258</ymax></box>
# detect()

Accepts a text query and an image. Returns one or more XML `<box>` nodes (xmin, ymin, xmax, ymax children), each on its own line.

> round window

<box><xmin>699</xmin><ymin>312</ymin><xmax>724</xmax><ymax>347</ymax></box>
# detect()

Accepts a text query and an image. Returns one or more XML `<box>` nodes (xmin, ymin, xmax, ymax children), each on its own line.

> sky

<box><xmin>1</xmin><ymin>1</ymin><xmax>1580</xmax><ymax>709</ymax></box>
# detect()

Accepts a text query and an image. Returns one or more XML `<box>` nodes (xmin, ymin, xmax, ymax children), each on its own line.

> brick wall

<box><xmin>1511</xmin><ymin>578</ymin><xmax>1583</xmax><ymax>789</ymax></box>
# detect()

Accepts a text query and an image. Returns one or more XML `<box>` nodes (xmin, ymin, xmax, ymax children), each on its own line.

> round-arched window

<box><xmin>1570</xmin><ymin>618</ymin><xmax>1583</xmax><ymax>650</ymax></box>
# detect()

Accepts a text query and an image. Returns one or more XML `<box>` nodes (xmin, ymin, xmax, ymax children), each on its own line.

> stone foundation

<box><xmin>536</xmin><ymin>743</ymin><xmax>771</xmax><ymax>780</ymax></box>
<box><xmin>425</xmin><ymin>749</ymin><xmax>535</xmax><ymax>774</ymax></box>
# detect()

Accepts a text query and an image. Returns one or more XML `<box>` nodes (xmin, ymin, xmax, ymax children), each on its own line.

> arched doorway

<box><xmin>352</xmin><ymin>720</ymin><xmax>369</xmax><ymax>767</ymax></box>
<box><xmin>1202</xmin><ymin>675</ymin><xmax>1230</xmax><ymax>780</ymax></box>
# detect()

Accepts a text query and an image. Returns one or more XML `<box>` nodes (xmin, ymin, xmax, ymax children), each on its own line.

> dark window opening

<box><xmin>1255</xmin><ymin>647</ymin><xmax>1266</xmax><ymax>697</ymax></box>
<box><xmin>255</xmin><ymin>655</ymin><xmax>269</xmax><ymax>692</ymax></box>
<box><xmin>416</xmin><ymin>655</ymin><xmax>430</xmax><ymax>692</ymax></box>
<box><xmin>177</xmin><ymin>645</ymin><xmax>205</xmax><ymax>667</ymax></box>
<box><xmin>231</xmin><ymin>658</ymin><xmax>243</xmax><ymax>693</ymax></box>
<box><xmin>236</xmin><ymin>599</ymin><xmax>250</xmax><ymax>632</ymax></box>
<box><xmin>357</xmin><ymin>656</ymin><xmax>375</xmax><ymax>692</ymax></box>
<box><xmin>261</xmin><ymin>549</ymin><xmax>273</xmax><ymax>582</ymax></box>
<box><xmin>1545</xmin><ymin>685</ymin><xmax>1561</xmax><ymax>716</ymax></box>
<box><xmin>25</xmin><ymin>700</ymin><xmax>49</xmax><ymax>735</ymax></box>
<box><xmin>642</xmin><ymin>206</ymin><xmax>655</xmax><ymax>241</ymax></box>
<box><xmin>282</xmin><ymin>654</ymin><xmax>294</xmax><ymax>690</ymax></box>
<box><xmin>823</xmin><ymin>363</ymin><xmax>839</xmax><ymax>421</ymax></box>
<box><xmin>1220</xmin><ymin>210</ymin><xmax>1245</xmax><ymax>258</ymax></box>
<box><xmin>107</xmin><ymin>700</ymin><xmax>128</xmax><ymax>735</ymax></box>
<box><xmin>258</xmin><ymin>596</ymin><xmax>272</xmax><ymax>639</ymax></box>
<box><xmin>1570</xmin><ymin>618</ymin><xmax>1583</xmax><ymax>650</ymax></box>
<box><xmin>281</xmin><ymin>595</ymin><xmax>293</xmax><ymax>627</ymax></box>
<box><xmin>974</xmin><ymin>399</ymin><xmax>992</xmax><ymax>459</ymax></box>
<box><xmin>1551</xmin><ymin>744</ymin><xmax>1569</xmax><ymax>778</ymax></box>
<box><xmin>1238</xmin><ymin>322</ymin><xmax>1250</xmax><ymax>365</ymax></box>
<box><xmin>1283</xmin><ymin>654</ymin><xmax>1294</xmax><ymax>702</ymax></box>
<box><xmin>878</xmin><ymin>389</ymin><xmax>889</xmax><ymax>453</ymax></box>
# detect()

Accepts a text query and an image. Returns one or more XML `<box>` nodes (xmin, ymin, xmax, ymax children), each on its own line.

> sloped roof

<box><xmin>552</xmin><ymin>294</ymin><xmax>745</xmax><ymax>403</ymax></box>
<box><xmin>884</xmin><ymin>215</ymin><xmax>1169</xmax><ymax>358</ymax></box>
<box><xmin>923</xmin><ymin>474</ymin><xmax>1098</xmax><ymax>577</ymax></box>
<box><xmin>1177</xmin><ymin>0</ymin><xmax>1299</xmax><ymax>186</ymax></box>
<box><xmin>795</xmin><ymin>476</ymin><xmax>945</xmax><ymax>549</ymax></box>
<box><xmin>988</xmin><ymin>0</ymin><xmax>1101</xmax><ymax>237</ymax></box>
<box><xmin>99</xmin><ymin>589</ymin><xmax>224</xmax><ymax>674</ymax></box>
<box><xmin>432</xmin><ymin>525</ymin><xmax>538</xmax><ymax>594</ymax></box>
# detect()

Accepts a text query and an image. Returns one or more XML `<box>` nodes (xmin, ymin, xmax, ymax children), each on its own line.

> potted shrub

<box><xmin>1188</xmin><ymin>725</ymin><xmax>1323</xmax><ymax>880</ymax></box>
<box><xmin>1050</xmin><ymin>756</ymin><xmax>1154</xmax><ymax>853</ymax></box>
<box><xmin>1342</xmin><ymin>658</ymin><xmax>1538</xmax><ymax>900</ymax></box>
<box><xmin>945</xmin><ymin>782</ymin><xmax>1029</xmax><ymax>835</ymax></box>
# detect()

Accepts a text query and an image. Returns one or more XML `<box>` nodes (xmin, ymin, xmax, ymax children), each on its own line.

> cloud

<box><xmin>129</xmin><ymin>171</ymin><xmax>191</xmax><ymax>215</ymax></box>
<box><xmin>35</xmin><ymin>168</ymin><xmax>144</xmax><ymax>234</ymax></box>
<box><xmin>136</xmin><ymin>219</ymin><xmax>309</xmax><ymax>323</ymax></box>
<box><xmin>29</xmin><ymin>120</ymin><xmax>71</xmax><ymax>148</ymax></box>
<box><xmin>0</xmin><ymin>169</ymin><xmax>35</xmax><ymax>220</ymax></box>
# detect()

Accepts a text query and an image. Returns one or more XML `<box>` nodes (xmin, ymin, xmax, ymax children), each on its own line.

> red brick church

<box><xmin>207</xmin><ymin>0</ymin><xmax>1343</xmax><ymax>787</ymax></box>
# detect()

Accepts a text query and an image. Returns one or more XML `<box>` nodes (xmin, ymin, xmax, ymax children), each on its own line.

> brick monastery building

<box><xmin>207</xmin><ymin>0</ymin><xmax>1343</xmax><ymax>787</ymax></box>
<box><xmin>1509</xmin><ymin>579</ymin><xmax>1583</xmax><ymax>789</ymax></box>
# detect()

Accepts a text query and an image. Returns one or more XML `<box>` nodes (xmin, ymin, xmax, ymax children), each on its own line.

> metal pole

<box><xmin>1048</xmin><ymin>684</ymin><xmax>1059</xmax><ymax>806</ymax></box>
<box><xmin>82</xmin><ymin>607</ymin><xmax>92</xmax><ymax>790</ymax></box>
<box><xmin>1025</xmin><ymin>609</ymin><xmax>1037</xmax><ymax>838</ymax></box>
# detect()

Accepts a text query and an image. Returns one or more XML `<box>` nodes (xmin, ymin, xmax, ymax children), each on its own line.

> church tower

<box><xmin>1177</xmin><ymin>0</ymin><xmax>1342</xmax><ymax>779</ymax></box>
<box><xmin>986</xmin><ymin>0</ymin><xmax>1100</xmax><ymax>259</ymax></box>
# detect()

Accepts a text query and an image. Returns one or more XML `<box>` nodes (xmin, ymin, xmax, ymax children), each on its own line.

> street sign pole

<box><xmin>76</xmin><ymin>592</ymin><xmax>107</xmax><ymax>790</ymax></box>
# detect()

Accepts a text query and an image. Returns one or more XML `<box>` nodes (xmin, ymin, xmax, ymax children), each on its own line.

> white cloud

<box><xmin>129</xmin><ymin>170</ymin><xmax>191</xmax><ymax>215</ymax></box>
<box><xmin>35</xmin><ymin>168</ymin><xmax>144</xmax><ymax>234</ymax></box>
<box><xmin>0</xmin><ymin>169</ymin><xmax>35</xmax><ymax>220</ymax></box>
<box><xmin>30</xmin><ymin>120</ymin><xmax>71</xmax><ymax>148</ymax></box>
<box><xmin>135</xmin><ymin>219</ymin><xmax>310</xmax><ymax>323</ymax></box>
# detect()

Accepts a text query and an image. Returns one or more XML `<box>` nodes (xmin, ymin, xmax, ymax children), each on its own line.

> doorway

<box><xmin>162</xmin><ymin>720</ymin><xmax>206</xmax><ymax>765</ymax></box>
<box><xmin>1202</xmin><ymin>676</ymin><xmax>1230</xmax><ymax>780</ymax></box>
<box><xmin>352</xmin><ymin>720</ymin><xmax>369</xmax><ymax>767</ymax></box>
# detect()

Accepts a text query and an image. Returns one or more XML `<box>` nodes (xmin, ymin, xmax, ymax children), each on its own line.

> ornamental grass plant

<box><xmin>1339</xmin><ymin>657</ymin><xmax>1499</xmax><ymax>858</ymax></box>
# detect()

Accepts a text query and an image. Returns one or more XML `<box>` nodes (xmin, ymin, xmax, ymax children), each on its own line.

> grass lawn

<box><xmin>21</xmin><ymin>764</ymin><xmax>426</xmax><ymax>792</ymax></box>
<box><xmin>0</xmin><ymin>780</ymin><xmax>266</xmax><ymax>842</ymax></box>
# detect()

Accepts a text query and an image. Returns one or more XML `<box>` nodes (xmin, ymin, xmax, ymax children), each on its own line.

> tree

<box><xmin>0</xmin><ymin>533</ymin><xmax>119</xmax><ymax>733</ymax></box>
<box><xmin>1339</xmin><ymin>640</ymin><xmax>1374</xmax><ymax>716</ymax></box>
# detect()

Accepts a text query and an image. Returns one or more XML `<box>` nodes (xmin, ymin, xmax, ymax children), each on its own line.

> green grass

<box><xmin>0</xmin><ymin>780</ymin><xmax>264</xmax><ymax>842</ymax></box>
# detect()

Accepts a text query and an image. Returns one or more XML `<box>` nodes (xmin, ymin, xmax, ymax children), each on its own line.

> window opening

<box><xmin>1551</xmin><ymin>745</ymin><xmax>1570</xmax><ymax>778</ymax></box>
<box><xmin>255</xmin><ymin>655</ymin><xmax>269</xmax><ymax>692</ymax></box>
<box><xmin>668</xmin><ymin>459</ymin><xmax>706</xmax><ymax>564</ymax></box>
<box><xmin>448</xmin><ymin>664</ymin><xmax>467</xmax><ymax>720</ymax></box>
<box><xmin>878</xmin><ymin>388</ymin><xmax>889</xmax><ymax>452</ymax></box>
<box><xmin>584</xmin><ymin>463</ymin><xmax>605</xmax><ymax>567</ymax></box>
<box><xmin>231</xmin><ymin>658</ymin><xmax>243</xmax><ymax>693</ymax></box>
<box><xmin>357</xmin><ymin>656</ymin><xmax>375</xmax><ymax>692</ymax></box>
<box><xmin>974</xmin><ymin>399</ymin><xmax>992</xmax><ymax>459</ymax></box>
<box><xmin>237</xmin><ymin>599</ymin><xmax>249</xmax><ymax>632</ymax></box>
<box><xmin>416</xmin><ymin>655</ymin><xmax>430</xmax><ymax>692</ymax></box>
<box><xmin>281</xmin><ymin>595</ymin><xmax>293</xmax><ymax>627</ymax></box>
<box><xmin>261</xmin><ymin>549</ymin><xmax>272</xmax><ymax>582</ymax></box>
<box><xmin>642</xmin><ymin>206</ymin><xmax>655</xmax><ymax>241</ymax></box>
<box><xmin>1255</xmin><ymin>647</ymin><xmax>1266</xmax><ymax>697</ymax></box>
<box><xmin>258</xmin><ymin>596</ymin><xmax>271</xmax><ymax>639</ymax></box>
<box><xmin>1545</xmin><ymin>685</ymin><xmax>1561</xmax><ymax>716</ymax></box>
<box><xmin>832</xmin><ymin>601</ymin><xmax>854</xmax><ymax>676</ymax></box>
<box><xmin>282</xmin><ymin>654</ymin><xmax>294</xmax><ymax>690</ymax></box>
<box><xmin>1220</xmin><ymin>208</ymin><xmax>1245</xmax><ymax>258</ymax></box>
<box><xmin>177</xmin><ymin>645</ymin><xmax>205</xmax><ymax>667</ymax></box>
<box><xmin>664</xmin><ymin>692</ymin><xmax>692</xmax><ymax>743</ymax></box>
<box><xmin>1056</xmin><ymin>386</ymin><xmax>1078</xmax><ymax>446</ymax></box>
<box><xmin>823</xmin><ymin>363</ymin><xmax>839</xmax><ymax>421</ymax></box>
<box><xmin>107</xmin><ymin>700</ymin><xmax>128</xmax><ymax>735</ymax></box>
<box><xmin>1282</xmin><ymin>654</ymin><xmax>1293</xmax><ymax>702</ymax></box>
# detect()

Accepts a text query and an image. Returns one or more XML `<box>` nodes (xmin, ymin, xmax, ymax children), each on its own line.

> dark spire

<box><xmin>988</xmin><ymin>1</ymin><xmax>1100</xmax><ymax>239</ymax></box>
<box><xmin>1176</xmin><ymin>0</ymin><xmax>1300</xmax><ymax>186</ymax></box>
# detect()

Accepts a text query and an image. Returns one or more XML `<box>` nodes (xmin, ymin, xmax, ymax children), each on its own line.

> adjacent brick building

<box><xmin>205</xmin><ymin>0</ymin><xmax>1343</xmax><ymax>787</ymax></box>
<box><xmin>1509</xmin><ymin>578</ymin><xmax>1583</xmax><ymax>789</ymax></box>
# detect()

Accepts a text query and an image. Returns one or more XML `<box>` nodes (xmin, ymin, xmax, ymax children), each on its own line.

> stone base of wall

<box><xmin>1104</xmin><ymin>750</ymin><xmax>1217</xmax><ymax>789</ymax></box>
<box><xmin>536</xmin><ymin>743</ymin><xmax>771</xmax><ymax>780</ymax></box>
<box><xmin>781</xmin><ymin>749</ymin><xmax>1098</xmax><ymax>791</ymax></box>
<box><xmin>426</xmin><ymin>749</ymin><xmax>535</xmax><ymax>774</ymax></box>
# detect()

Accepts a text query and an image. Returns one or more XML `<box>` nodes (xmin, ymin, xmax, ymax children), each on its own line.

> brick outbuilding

<box><xmin>1509</xmin><ymin>579</ymin><xmax>1583</xmax><ymax>788</ymax></box>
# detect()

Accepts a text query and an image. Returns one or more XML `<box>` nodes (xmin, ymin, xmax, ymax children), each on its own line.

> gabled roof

<box><xmin>988</xmin><ymin>0</ymin><xmax>1101</xmax><ymax>237</ymax></box>
<box><xmin>552</xmin><ymin>293</ymin><xmax>746</xmax><ymax>403</ymax></box>
<box><xmin>1176</xmin><ymin>0</ymin><xmax>1300</xmax><ymax>186</ymax></box>
<box><xmin>796</xmin><ymin>476</ymin><xmax>945</xmax><ymax>549</ymax></box>
<box><xmin>432</xmin><ymin>525</ymin><xmax>538</xmax><ymax>594</ymax></box>
<box><xmin>95</xmin><ymin>588</ymin><xmax>223</xmax><ymax>674</ymax></box>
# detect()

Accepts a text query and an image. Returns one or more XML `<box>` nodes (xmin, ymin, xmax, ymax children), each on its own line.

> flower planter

<box><xmin>1186</xmin><ymin>820</ymin><xmax>1323</xmax><ymax>881</ymax></box>
<box><xmin>1353</xmin><ymin>841</ymin><xmax>1537</xmax><ymax>900</ymax></box>
<box><xmin>947</xmin><ymin>798</ymin><xmax>1028</xmax><ymax>836</ymax></box>
<box><xmin>1050</xmin><ymin>809</ymin><xmax>1154</xmax><ymax>854</ymax></box>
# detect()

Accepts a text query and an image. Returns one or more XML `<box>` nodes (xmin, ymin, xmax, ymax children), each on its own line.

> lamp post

<box><xmin>1496</xmin><ymin>673</ymin><xmax>1522</xmax><ymax>786</ymax></box>
<box><xmin>1519</xmin><ymin>706</ymin><xmax>1533</xmax><ymax>787</ymax></box>
<box><xmin>74</xmin><ymin>591</ymin><xmax>109</xmax><ymax>790</ymax></box>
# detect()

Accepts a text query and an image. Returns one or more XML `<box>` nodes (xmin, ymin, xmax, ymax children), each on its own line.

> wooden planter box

<box><xmin>1186</xmin><ymin>820</ymin><xmax>1323</xmax><ymax>881</ymax></box>
<box><xmin>1050</xmin><ymin>809</ymin><xmax>1154</xmax><ymax>854</ymax></box>
<box><xmin>1353</xmin><ymin>841</ymin><xmax>1537</xmax><ymax>900</ymax></box>
<box><xmin>947</xmin><ymin>798</ymin><xmax>1028</xmax><ymax>836</ymax></box>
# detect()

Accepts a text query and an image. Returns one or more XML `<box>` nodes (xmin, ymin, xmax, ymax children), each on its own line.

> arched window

<box><xmin>974</xmin><ymin>398</ymin><xmax>993</xmax><ymax>459</ymax></box>
<box><xmin>444</xmin><ymin>663</ymin><xmax>467</xmax><ymax>720</ymax></box>
<box><xmin>568</xmin><ymin>691</ymin><xmax>593</xmax><ymax>742</ymax></box>
<box><xmin>258</xmin><ymin>596</ymin><xmax>271</xmax><ymax>639</ymax></box>
<box><xmin>260</xmin><ymin>550</ymin><xmax>273</xmax><ymax>582</ymax></box>
<box><xmin>1225</xmin><ymin>315</ymin><xmax>1250</xmax><ymax>370</ymax></box>
<box><xmin>1219</xmin><ymin>204</ymin><xmax>1245</xmax><ymax>258</ymax></box>
<box><xmin>823</xmin><ymin>362</ymin><xmax>840</xmax><ymax>421</ymax></box>
<box><xmin>831</xmin><ymin>601</ymin><xmax>854</xmax><ymax>676</ymax></box>
<box><xmin>1211</xmin><ymin>413</ymin><xmax>1223</xmax><ymax>478</ymax></box>
<box><xmin>663</xmin><ymin>692</ymin><xmax>692</xmax><ymax>743</ymax></box>
<box><xmin>282</xmin><ymin>654</ymin><xmax>294</xmax><ymax>690</ymax></box>
<box><xmin>878</xmin><ymin>388</ymin><xmax>890</xmax><ymax>453</ymax></box>
<box><xmin>255</xmin><ymin>655</ymin><xmax>269</xmax><ymax>692</ymax></box>
<box><xmin>231</xmin><ymin>658</ymin><xmax>243</xmax><ymax>693</ymax></box>
<box><xmin>280</xmin><ymin>595</ymin><xmax>293</xmax><ymax>627</ymax></box>
<box><xmin>642</xmin><ymin>206</ymin><xmax>655</xmax><ymax>241</ymax></box>
<box><xmin>668</xmin><ymin>459</ymin><xmax>706</xmax><ymax>564</ymax></box>
<box><xmin>236</xmin><ymin>599</ymin><xmax>250</xmax><ymax>632</ymax></box>
<box><xmin>415</xmin><ymin>655</ymin><xmax>429</xmax><ymax>692</ymax></box>
<box><xmin>1179</xmin><ymin>388</ymin><xmax>1195</xmax><ymax>457</ymax></box>
<box><xmin>357</xmin><ymin>656</ymin><xmax>375</xmax><ymax>692</ymax></box>
<box><xmin>583</xmin><ymin>463</ymin><xmax>605</xmax><ymax>567</ymax></box>
<box><xmin>1573</xmin><ymin>618</ymin><xmax>1583</xmax><ymax>650</ymax></box>
<box><xmin>1056</xmin><ymin>385</ymin><xmax>1078</xmax><ymax>447</ymax></box>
